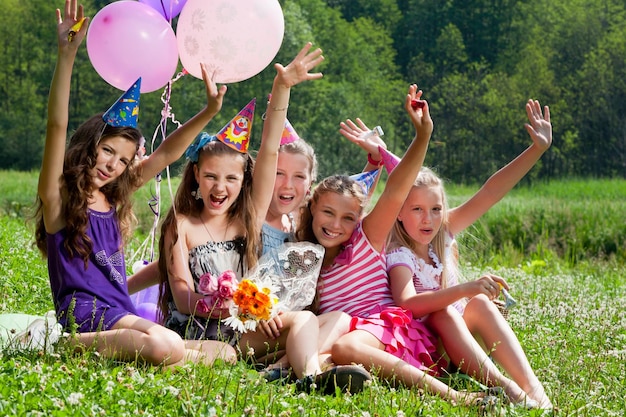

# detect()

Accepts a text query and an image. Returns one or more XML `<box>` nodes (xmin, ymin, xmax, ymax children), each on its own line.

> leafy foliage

<box><xmin>1</xmin><ymin>0</ymin><xmax>625</xmax><ymax>181</ymax></box>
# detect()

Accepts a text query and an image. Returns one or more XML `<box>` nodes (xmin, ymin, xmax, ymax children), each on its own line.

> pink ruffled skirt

<box><xmin>350</xmin><ymin>305</ymin><xmax>446</xmax><ymax>376</ymax></box>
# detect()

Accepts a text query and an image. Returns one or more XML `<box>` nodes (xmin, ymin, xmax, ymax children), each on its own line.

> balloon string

<box><xmin>160</xmin><ymin>71</ymin><xmax>186</xmax><ymax>129</ymax></box>
<box><xmin>130</xmin><ymin>72</ymin><xmax>186</xmax><ymax>267</ymax></box>
<box><xmin>159</xmin><ymin>0</ymin><xmax>168</xmax><ymax>21</ymax></box>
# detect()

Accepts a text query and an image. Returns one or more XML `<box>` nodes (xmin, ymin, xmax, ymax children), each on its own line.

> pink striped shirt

<box><xmin>317</xmin><ymin>223</ymin><xmax>395</xmax><ymax>317</ymax></box>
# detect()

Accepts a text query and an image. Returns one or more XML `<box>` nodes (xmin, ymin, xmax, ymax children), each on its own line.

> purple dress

<box><xmin>47</xmin><ymin>208</ymin><xmax>137</xmax><ymax>332</ymax></box>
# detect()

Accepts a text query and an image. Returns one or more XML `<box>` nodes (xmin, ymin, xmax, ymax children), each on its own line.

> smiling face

<box><xmin>194</xmin><ymin>152</ymin><xmax>246</xmax><ymax>217</ymax></box>
<box><xmin>91</xmin><ymin>136</ymin><xmax>136</xmax><ymax>189</ymax></box>
<box><xmin>397</xmin><ymin>185</ymin><xmax>444</xmax><ymax>248</ymax></box>
<box><xmin>310</xmin><ymin>191</ymin><xmax>362</xmax><ymax>251</ymax></box>
<box><xmin>268</xmin><ymin>152</ymin><xmax>313</xmax><ymax>219</ymax></box>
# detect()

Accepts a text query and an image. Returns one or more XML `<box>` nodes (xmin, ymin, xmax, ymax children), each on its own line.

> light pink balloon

<box><xmin>139</xmin><ymin>0</ymin><xmax>187</xmax><ymax>21</ymax></box>
<box><xmin>176</xmin><ymin>0</ymin><xmax>284</xmax><ymax>83</ymax></box>
<box><xmin>87</xmin><ymin>1</ymin><xmax>179</xmax><ymax>93</ymax></box>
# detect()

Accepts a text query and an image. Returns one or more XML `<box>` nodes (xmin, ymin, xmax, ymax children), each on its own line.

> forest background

<box><xmin>1</xmin><ymin>0</ymin><xmax>625</xmax><ymax>183</ymax></box>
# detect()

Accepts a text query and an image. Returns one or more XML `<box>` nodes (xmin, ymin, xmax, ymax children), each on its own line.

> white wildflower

<box><xmin>67</xmin><ymin>392</ymin><xmax>84</xmax><ymax>405</ymax></box>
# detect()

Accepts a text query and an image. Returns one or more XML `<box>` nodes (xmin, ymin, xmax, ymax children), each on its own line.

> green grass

<box><xmin>1</xmin><ymin>170</ymin><xmax>625</xmax><ymax>415</ymax></box>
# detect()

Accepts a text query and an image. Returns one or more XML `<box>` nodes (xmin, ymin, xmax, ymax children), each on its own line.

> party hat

<box><xmin>280</xmin><ymin>118</ymin><xmax>300</xmax><ymax>145</ymax></box>
<box><xmin>215</xmin><ymin>98</ymin><xmax>255</xmax><ymax>153</ymax></box>
<box><xmin>379</xmin><ymin>146</ymin><xmax>401</xmax><ymax>174</ymax></box>
<box><xmin>350</xmin><ymin>169</ymin><xmax>379</xmax><ymax>195</ymax></box>
<box><xmin>102</xmin><ymin>78</ymin><xmax>141</xmax><ymax>127</ymax></box>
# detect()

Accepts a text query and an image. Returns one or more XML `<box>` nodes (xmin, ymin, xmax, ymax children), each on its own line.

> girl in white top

<box><xmin>387</xmin><ymin>100</ymin><xmax>554</xmax><ymax>409</ymax></box>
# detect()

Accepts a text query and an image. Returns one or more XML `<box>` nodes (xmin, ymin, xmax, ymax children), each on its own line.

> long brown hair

<box><xmin>295</xmin><ymin>174</ymin><xmax>367</xmax><ymax>313</ymax></box>
<box><xmin>157</xmin><ymin>140</ymin><xmax>257</xmax><ymax>319</ymax></box>
<box><xmin>34</xmin><ymin>114</ymin><xmax>143</xmax><ymax>267</ymax></box>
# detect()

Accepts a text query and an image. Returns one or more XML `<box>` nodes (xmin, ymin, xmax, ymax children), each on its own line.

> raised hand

<box><xmin>200</xmin><ymin>63</ymin><xmax>228</xmax><ymax>116</ymax></box>
<box><xmin>405</xmin><ymin>84</ymin><xmax>433</xmax><ymax>140</ymax></box>
<box><xmin>57</xmin><ymin>0</ymin><xmax>88</xmax><ymax>49</ymax></box>
<box><xmin>274</xmin><ymin>42</ymin><xmax>324</xmax><ymax>89</ymax></box>
<box><xmin>524</xmin><ymin>100</ymin><xmax>552</xmax><ymax>151</ymax></box>
<box><xmin>339</xmin><ymin>118</ymin><xmax>387</xmax><ymax>159</ymax></box>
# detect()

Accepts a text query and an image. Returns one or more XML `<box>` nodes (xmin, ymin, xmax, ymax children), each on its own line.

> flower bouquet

<box><xmin>223</xmin><ymin>242</ymin><xmax>324</xmax><ymax>333</ymax></box>
<box><xmin>223</xmin><ymin>277</ymin><xmax>279</xmax><ymax>332</ymax></box>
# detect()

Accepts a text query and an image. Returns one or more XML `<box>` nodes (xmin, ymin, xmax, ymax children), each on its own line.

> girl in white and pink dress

<box><xmin>296</xmin><ymin>85</ymin><xmax>484</xmax><ymax>406</ymax></box>
<box><xmin>387</xmin><ymin>100</ymin><xmax>554</xmax><ymax>410</ymax></box>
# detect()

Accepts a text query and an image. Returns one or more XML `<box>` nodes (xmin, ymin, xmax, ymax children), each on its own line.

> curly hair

<box><xmin>34</xmin><ymin>114</ymin><xmax>144</xmax><ymax>267</ymax></box>
<box><xmin>157</xmin><ymin>140</ymin><xmax>257</xmax><ymax>319</ymax></box>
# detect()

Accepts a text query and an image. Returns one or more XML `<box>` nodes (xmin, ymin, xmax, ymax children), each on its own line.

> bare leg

<box><xmin>426</xmin><ymin>306</ymin><xmax>529</xmax><ymax>403</ymax></box>
<box><xmin>68</xmin><ymin>314</ymin><xmax>234</xmax><ymax>367</ymax></box>
<box><xmin>240</xmin><ymin>310</ymin><xmax>321</xmax><ymax>379</ymax></box>
<box><xmin>257</xmin><ymin>311</ymin><xmax>349</xmax><ymax>373</ymax></box>
<box><xmin>183</xmin><ymin>339</ymin><xmax>238</xmax><ymax>366</ymax></box>
<box><xmin>332</xmin><ymin>329</ymin><xmax>482</xmax><ymax>405</ymax></box>
<box><xmin>463</xmin><ymin>295</ymin><xmax>553</xmax><ymax>408</ymax></box>
<box><xmin>317</xmin><ymin>310</ymin><xmax>351</xmax><ymax>368</ymax></box>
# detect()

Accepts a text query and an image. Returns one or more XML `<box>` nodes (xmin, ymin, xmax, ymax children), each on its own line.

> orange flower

<box><xmin>224</xmin><ymin>277</ymin><xmax>278</xmax><ymax>332</ymax></box>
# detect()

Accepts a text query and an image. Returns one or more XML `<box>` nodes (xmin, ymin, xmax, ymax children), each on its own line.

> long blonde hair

<box><xmin>388</xmin><ymin>167</ymin><xmax>458</xmax><ymax>289</ymax></box>
<box><xmin>280</xmin><ymin>139</ymin><xmax>318</xmax><ymax>183</ymax></box>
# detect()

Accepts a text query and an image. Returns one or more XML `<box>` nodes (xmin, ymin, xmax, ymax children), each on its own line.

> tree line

<box><xmin>1</xmin><ymin>0</ymin><xmax>624</xmax><ymax>183</ymax></box>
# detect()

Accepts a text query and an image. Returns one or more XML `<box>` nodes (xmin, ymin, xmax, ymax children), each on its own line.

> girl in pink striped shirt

<box><xmin>296</xmin><ymin>85</ymin><xmax>485</xmax><ymax>406</ymax></box>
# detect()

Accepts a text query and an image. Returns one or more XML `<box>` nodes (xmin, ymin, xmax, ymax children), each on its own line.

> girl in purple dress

<box><xmin>34</xmin><ymin>0</ymin><xmax>235</xmax><ymax>367</ymax></box>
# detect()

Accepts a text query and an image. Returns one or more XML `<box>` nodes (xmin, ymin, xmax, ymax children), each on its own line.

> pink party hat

<box><xmin>215</xmin><ymin>98</ymin><xmax>255</xmax><ymax>153</ymax></box>
<box><xmin>379</xmin><ymin>146</ymin><xmax>401</xmax><ymax>174</ymax></box>
<box><xmin>350</xmin><ymin>169</ymin><xmax>379</xmax><ymax>195</ymax></box>
<box><xmin>103</xmin><ymin>78</ymin><xmax>141</xmax><ymax>127</ymax></box>
<box><xmin>280</xmin><ymin>118</ymin><xmax>300</xmax><ymax>145</ymax></box>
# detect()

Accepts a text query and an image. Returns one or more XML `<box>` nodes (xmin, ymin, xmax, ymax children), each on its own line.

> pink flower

<box><xmin>198</xmin><ymin>272</ymin><xmax>219</xmax><ymax>295</ymax></box>
<box><xmin>218</xmin><ymin>270</ymin><xmax>238</xmax><ymax>299</ymax></box>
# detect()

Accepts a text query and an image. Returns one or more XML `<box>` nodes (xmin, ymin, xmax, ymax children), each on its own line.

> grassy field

<box><xmin>0</xmin><ymin>170</ymin><xmax>625</xmax><ymax>416</ymax></box>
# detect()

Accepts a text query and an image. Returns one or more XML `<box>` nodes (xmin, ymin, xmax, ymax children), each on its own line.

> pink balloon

<box><xmin>176</xmin><ymin>0</ymin><xmax>284</xmax><ymax>83</ymax></box>
<box><xmin>87</xmin><ymin>1</ymin><xmax>179</xmax><ymax>93</ymax></box>
<box><xmin>139</xmin><ymin>0</ymin><xmax>187</xmax><ymax>21</ymax></box>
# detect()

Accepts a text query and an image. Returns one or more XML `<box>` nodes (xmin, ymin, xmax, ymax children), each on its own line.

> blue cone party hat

<box><xmin>103</xmin><ymin>78</ymin><xmax>141</xmax><ymax>127</ymax></box>
<box><xmin>350</xmin><ymin>169</ymin><xmax>379</xmax><ymax>195</ymax></box>
<box><xmin>215</xmin><ymin>98</ymin><xmax>256</xmax><ymax>153</ymax></box>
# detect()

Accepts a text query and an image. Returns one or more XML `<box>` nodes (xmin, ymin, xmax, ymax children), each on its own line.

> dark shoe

<box><xmin>314</xmin><ymin>365</ymin><xmax>371</xmax><ymax>395</ymax></box>
<box><xmin>295</xmin><ymin>365</ymin><xmax>372</xmax><ymax>395</ymax></box>
<box><xmin>260</xmin><ymin>367</ymin><xmax>292</xmax><ymax>384</ymax></box>
<box><xmin>295</xmin><ymin>375</ymin><xmax>315</xmax><ymax>394</ymax></box>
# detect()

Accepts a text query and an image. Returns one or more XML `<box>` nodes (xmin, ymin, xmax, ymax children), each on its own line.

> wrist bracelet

<box><xmin>367</xmin><ymin>153</ymin><xmax>383</xmax><ymax>166</ymax></box>
<box><xmin>269</xmin><ymin>104</ymin><xmax>289</xmax><ymax>111</ymax></box>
